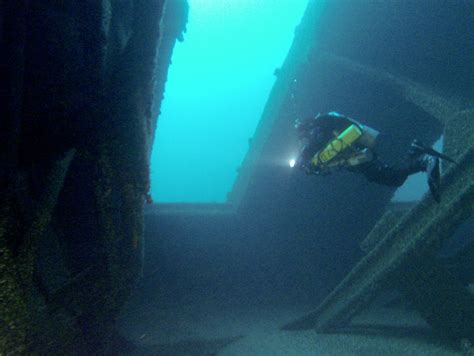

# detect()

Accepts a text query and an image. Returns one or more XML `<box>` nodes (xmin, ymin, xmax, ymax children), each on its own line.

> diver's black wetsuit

<box><xmin>349</xmin><ymin>154</ymin><xmax>421</xmax><ymax>187</ymax></box>
<box><xmin>297</xmin><ymin>112</ymin><xmax>424</xmax><ymax>187</ymax></box>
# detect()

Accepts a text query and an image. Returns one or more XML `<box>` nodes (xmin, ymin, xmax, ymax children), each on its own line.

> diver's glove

<box><xmin>302</xmin><ymin>163</ymin><xmax>328</xmax><ymax>176</ymax></box>
<box><xmin>301</xmin><ymin>163</ymin><xmax>315</xmax><ymax>175</ymax></box>
<box><xmin>299</xmin><ymin>161</ymin><xmax>315</xmax><ymax>175</ymax></box>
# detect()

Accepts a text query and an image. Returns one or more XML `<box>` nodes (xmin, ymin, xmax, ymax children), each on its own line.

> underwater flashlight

<box><xmin>289</xmin><ymin>159</ymin><xmax>296</xmax><ymax>168</ymax></box>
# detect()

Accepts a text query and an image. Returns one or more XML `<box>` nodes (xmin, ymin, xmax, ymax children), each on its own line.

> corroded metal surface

<box><xmin>360</xmin><ymin>209</ymin><xmax>406</xmax><ymax>253</ymax></box>
<box><xmin>283</xmin><ymin>119</ymin><xmax>473</xmax><ymax>335</ymax></box>
<box><xmin>283</xmin><ymin>52</ymin><xmax>474</xmax><ymax>336</ymax></box>
<box><xmin>0</xmin><ymin>1</ymin><xmax>184</xmax><ymax>353</ymax></box>
<box><xmin>318</xmin><ymin>52</ymin><xmax>463</xmax><ymax>126</ymax></box>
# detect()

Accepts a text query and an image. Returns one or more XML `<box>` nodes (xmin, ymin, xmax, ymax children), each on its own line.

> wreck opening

<box><xmin>149</xmin><ymin>0</ymin><xmax>308</xmax><ymax>204</ymax></box>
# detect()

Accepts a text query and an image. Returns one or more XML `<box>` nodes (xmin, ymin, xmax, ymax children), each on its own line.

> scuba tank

<box><xmin>311</xmin><ymin>123</ymin><xmax>377</xmax><ymax>171</ymax></box>
<box><xmin>325</xmin><ymin>148</ymin><xmax>374</xmax><ymax>169</ymax></box>
<box><xmin>311</xmin><ymin>124</ymin><xmax>363</xmax><ymax>167</ymax></box>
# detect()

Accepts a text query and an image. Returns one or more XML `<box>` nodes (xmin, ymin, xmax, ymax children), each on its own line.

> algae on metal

<box><xmin>0</xmin><ymin>150</ymin><xmax>77</xmax><ymax>351</ymax></box>
<box><xmin>0</xmin><ymin>0</ymin><xmax>188</xmax><ymax>353</ymax></box>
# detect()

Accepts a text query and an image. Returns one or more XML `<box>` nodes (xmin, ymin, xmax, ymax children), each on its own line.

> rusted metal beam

<box><xmin>318</xmin><ymin>53</ymin><xmax>463</xmax><ymax>126</ymax></box>
<box><xmin>283</xmin><ymin>147</ymin><xmax>474</xmax><ymax>333</ymax></box>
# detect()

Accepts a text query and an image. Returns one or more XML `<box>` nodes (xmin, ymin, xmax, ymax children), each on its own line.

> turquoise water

<box><xmin>150</xmin><ymin>0</ymin><xmax>308</xmax><ymax>203</ymax></box>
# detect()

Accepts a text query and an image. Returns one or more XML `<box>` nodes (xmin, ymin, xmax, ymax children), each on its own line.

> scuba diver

<box><xmin>294</xmin><ymin>112</ymin><xmax>455</xmax><ymax>202</ymax></box>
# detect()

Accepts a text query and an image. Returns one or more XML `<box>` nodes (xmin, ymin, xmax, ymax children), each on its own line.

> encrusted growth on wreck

<box><xmin>0</xmin><ymin>0</ymin><xmax>188</xmax><ymax>353</ymax></box>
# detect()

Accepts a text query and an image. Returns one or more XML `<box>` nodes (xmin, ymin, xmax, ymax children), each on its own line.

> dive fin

<box><xmin>410</xmin><ymin>139</ymin><xmax>457</xmax><ymax>164</ymax></box>
<box><xmin>426</xmin><ymin>156</ymin><xmax>441</xmax><ymax>203</ymax></box>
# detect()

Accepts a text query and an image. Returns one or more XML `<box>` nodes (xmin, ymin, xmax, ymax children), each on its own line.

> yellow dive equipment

<box><xmin>311</xmin><ymin>124</ymin><xmax>363</xmax><ymax>168</ymax></box>
<box><xmin>324</xmin><ymin>148</ymin><xmax>374</xmax><ymax>169</ymax></box>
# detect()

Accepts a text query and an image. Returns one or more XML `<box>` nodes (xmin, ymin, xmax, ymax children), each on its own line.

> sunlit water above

<box><xmin>150</xmin><ymin>0</ymin><xmax>308</xmax><ymax>202</ymax></box>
